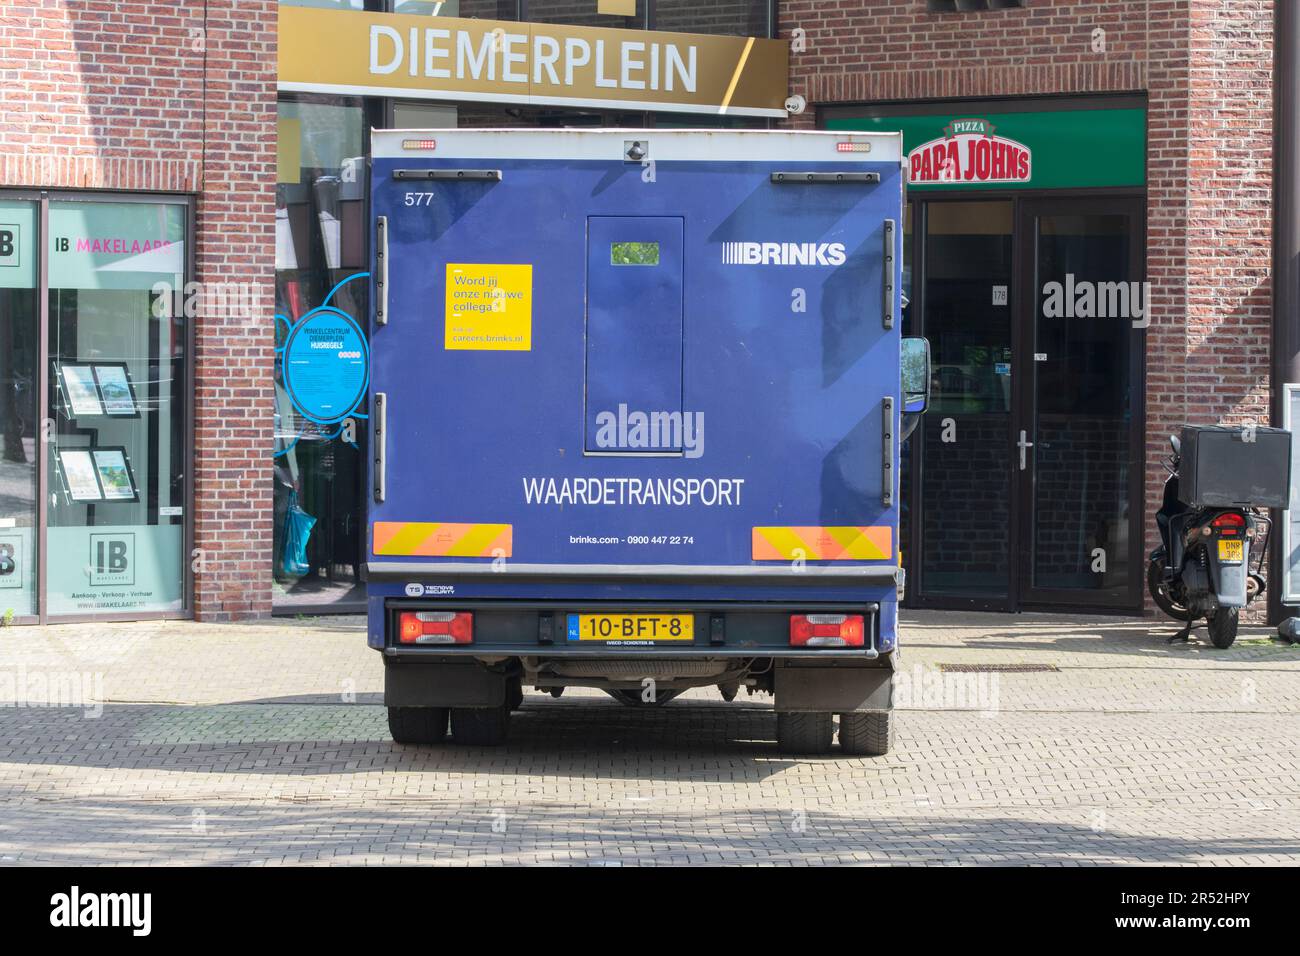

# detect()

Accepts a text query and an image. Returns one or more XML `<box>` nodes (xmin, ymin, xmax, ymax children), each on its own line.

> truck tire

<box><xmin>838</xmin><ymin>711</ymin><xmax>895</xmax><ymax>756</ymax></box>
<box><xmin>387</xmin><ymin>706</ymin><xmax>448</xmax><ymax>745</ymax></box>
<box><xmin>450</xmin><ymin>705</ymin><xmax>510</xmax><ymax>746</ymax></box>
<box><xmin>1207</xmin><ymin>607</ymin><xmax>1239</xmax><ymax>649</ymax></box>
<box><xmin>776</xmin><ymin>712</ymin><xmax>834</xmax><ymax>755</ymax></box>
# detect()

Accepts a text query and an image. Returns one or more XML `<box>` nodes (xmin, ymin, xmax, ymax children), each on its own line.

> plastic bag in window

<box><xmin>281</xmin><ymin>491</ymin><xmax>316</xmax><ymax>577</ymax></box>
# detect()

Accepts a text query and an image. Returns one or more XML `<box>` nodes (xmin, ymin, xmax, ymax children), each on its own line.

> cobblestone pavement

<box><xmin>0</xmin><ymin>610</ymin><xmax>1298</xmax><ymax>865</ymax></box>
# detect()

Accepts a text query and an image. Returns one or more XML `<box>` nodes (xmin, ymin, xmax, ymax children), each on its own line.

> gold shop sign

<box><xmin>278</xmin><ymin>6</ymin><xmax>790</xmax><ymax>118</ymax></box>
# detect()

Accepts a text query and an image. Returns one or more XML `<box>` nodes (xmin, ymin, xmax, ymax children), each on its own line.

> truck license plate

<box><xmin>1218</xmin><ymin>539</ymin><xmax>1244</xmax><ymax>563</ymax></box>
<box><xmin>567</xmin><ymin>613</ymin><xmax>693</xmax><ymax>643</ymax></box>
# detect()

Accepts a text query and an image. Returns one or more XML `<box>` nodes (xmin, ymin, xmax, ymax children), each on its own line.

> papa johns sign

<box><xmin>907</xmin><ymin>118</ymin><xmax>1032</xmax><ymax>186</ymax></box>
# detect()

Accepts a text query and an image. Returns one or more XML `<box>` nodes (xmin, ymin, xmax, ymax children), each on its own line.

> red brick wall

<box><xmin>780</xmin><ymin>0</ymin><xmax>1275</xmax><ymax>615</ymax></box>
<box><xmin>0</xmin><ymin>0</ymin><xmax>278</xmax><ymax>621</ymax></box>
<box><xmin>780</xmin><ymin>0</ymin><xmax>1149</xmax><ymax>113</ymax></box>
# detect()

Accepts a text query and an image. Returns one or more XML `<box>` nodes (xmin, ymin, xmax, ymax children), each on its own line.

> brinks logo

<box><xmin>721</xmin><ymin>241</ymin><xmax>846</xmax><ymax>266</ymax></box>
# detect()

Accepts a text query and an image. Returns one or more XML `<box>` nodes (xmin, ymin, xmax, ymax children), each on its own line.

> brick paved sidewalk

<box><xmin>0</xmin><ymin>610</ymin><xmax>1297</xmax><ymax>865</ymax></box>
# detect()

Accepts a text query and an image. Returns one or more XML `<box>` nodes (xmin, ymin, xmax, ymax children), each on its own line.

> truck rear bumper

<box><xmin>383</xmin><ymin>654</ymin><xmax>893</xmax><ymax>712</ymax></box>
<box><xmin>366</xmin><ymin>562</ymin><xmax>903</xmax><ymax>584</ymax></box>
<box><xmin>375</xmin><ymin>597</ymin><xmax>891</xmax><ymax>658</ymax></box>
<box><xmin>384</xmin><ymin>645</ymin><xmax>877</xmax><ymax>661</ymax></box>
<box><xmin>372</xmin><ymin>583</ymin><xmax>900</xmax><ymax>714</ymax></box>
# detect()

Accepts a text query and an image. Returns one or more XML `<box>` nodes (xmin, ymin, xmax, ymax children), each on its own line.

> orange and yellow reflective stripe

<box><xmin>372</xmin><ymin>522</ymin><xmax>512</xmax><ymax>558</ymax></box>
<box><xmin>751</xmin><ymin>526</ymin><xmax>891</xmax><ymax>561</ymax></box>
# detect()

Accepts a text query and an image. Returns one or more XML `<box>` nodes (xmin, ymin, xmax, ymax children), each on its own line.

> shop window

<box><xmin>275</xmin><ymin>97</ymin><xmax>370</xmax><ymax>611</ymax></box>
<box><xmin>392</xmin><ymin>101</ymin><xmax>458</xmax><ymax>128</ymax></box>
<box><xmin>281</xmin><ymin>1</ymin><xmax>367</xmax><ymax>9</ymax></box>
<box><xmin>394</xmin><ymin>0</ymin><xmax>518</xmax><ymax>16</ymax></box>
<box><xmin>524</xmin><ymin>0</ymin><xmax>647</xmax><ymax>29</ymax></box>
<box><xmin>46</xmin><ymin>200</ymin><xmax>189</xmax><ymax>617</ymax></box>
<box><xmin>0</xmin><ymin>200</ymin><xmax>38</xmax><ymax>621</ymax></box>
<box><xmin>653</xmin><ymin>0</ymin><xmax>771</xmax><ymax>37</ymax></box>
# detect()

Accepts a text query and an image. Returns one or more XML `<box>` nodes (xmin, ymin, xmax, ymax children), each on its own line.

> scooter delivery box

<box><xmin>1180</xmin><ymin>424</ymin><xmax>1292</xmax><ymax>509</ymax></box>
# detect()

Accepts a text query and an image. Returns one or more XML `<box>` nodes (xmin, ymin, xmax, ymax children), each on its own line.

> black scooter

<box><xmin>1148</xmin><ymin>435</ymin><xmax>1268</xmax><ymax>648</ymax></box>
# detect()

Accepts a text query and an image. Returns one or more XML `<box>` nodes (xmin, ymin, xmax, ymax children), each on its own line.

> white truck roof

<box><xmin>371</xmin><ymin>127</ymin><xmax>903</xmax><ymax>164</ymax></box>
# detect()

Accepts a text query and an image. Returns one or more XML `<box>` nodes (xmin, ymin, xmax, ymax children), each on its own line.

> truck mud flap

<box><xmin>385</xmin><ymin>661</ymin><xmax>506</xmax><ymax>708</ymax></box>
<box><xmin>774</xmin><ymin>664</ymin><xmax>892</xmax><ymax>713</ymax></box>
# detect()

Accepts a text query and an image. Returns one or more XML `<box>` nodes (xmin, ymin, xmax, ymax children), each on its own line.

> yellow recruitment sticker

<box><xmin>445</xmin><ymin>263</ymin><xmax>532</xmax><ymax>351</ymax></box>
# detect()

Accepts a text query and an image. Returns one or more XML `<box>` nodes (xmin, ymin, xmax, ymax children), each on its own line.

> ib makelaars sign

<box><xmin>278</xmin><ymin>6</ymin><xmax>789</xmax><ymax>117</ymax></box>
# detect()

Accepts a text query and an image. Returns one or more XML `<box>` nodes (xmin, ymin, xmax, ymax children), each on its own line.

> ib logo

<box><xmin>89</xmin><ymin>533</ymin><xmax>135</xmax><ymax>586</ymax></box>
<box><xmin>0</xmin><ymin>224</ymin><xmax>19</xmax><ymax>268</ymax></box>
<box><xmin>0</xmin><ymin>536</ymin><xmax>20</xmax><ymax>589</ymax></box>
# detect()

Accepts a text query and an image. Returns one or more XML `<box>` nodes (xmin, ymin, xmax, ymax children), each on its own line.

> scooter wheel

<box><xmin>1207</xmin><ymin>608</ymin><xmax>1239</xmax><ymax>649</ymax></box>
<box><xmin>1147</xmin><ymin>557</ymin><xmax>1195</xmax><ymax>622</ymax></box>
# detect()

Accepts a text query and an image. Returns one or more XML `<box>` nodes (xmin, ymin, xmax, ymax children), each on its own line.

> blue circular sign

<box><xmin>282</xmin><ymin>307</ymin><xmax>369</xmax><ymax>426</ymax></box>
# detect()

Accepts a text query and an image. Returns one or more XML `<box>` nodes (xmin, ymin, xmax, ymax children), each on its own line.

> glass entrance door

<box><xmin>905</xmin><ymin>194</ymin><xmax>1144</xmax><ymax>612</ymax></box>
<box><xmin>1016</xmin><ymin>197</ymin><xmax>1144</xmax><ymax>610</ymax></box>
<box><xmin>914</xmin><ymin>200</ymin><xmax>1016</xmax><ymax>606</ymax></box>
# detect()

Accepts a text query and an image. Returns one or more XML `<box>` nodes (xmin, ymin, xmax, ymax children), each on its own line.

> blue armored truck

<box><xmin>366</xmin><ymin>128</ymin><xmax>928</xmax><ymax>754</ymax></box>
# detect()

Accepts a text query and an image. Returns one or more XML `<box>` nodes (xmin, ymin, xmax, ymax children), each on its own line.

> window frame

<box><xmin>0</xmin><ymin>187</ymin><xmax>196</xmax><ymax>624</ymax></box>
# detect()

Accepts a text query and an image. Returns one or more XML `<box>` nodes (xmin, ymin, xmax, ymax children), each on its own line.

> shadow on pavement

<box><xmin>5</xmin><ymin>800</ymin><xmax>1295</xmax><ymax>866</ymax></box>
<box><xmin>0</xmin><ymin>699</ymin><xmax>818</xmax><ymax>782</ymax></box>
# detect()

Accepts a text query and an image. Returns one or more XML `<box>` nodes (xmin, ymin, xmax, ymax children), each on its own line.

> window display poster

<box><xmin>58</xmin><ymin>449</ymin><xmax>103</xmax><ymax>501</ymax></box>
<box><xmin>0</xmin><ymin>528</ymin><xmax>35</xmax><ymax>618</ymax></box>
<box><xmin>92</xmin><ymin>448</ymin><xmax>136</xmax><ymax>501</ymax></box>
<box><xmin>282</xmin><ymin>310</ymin><xmax>369</xmax><ymax>424</ymax></box>
<box><xmin>61</xmin><ymin>364</ymin><xmax>104</xmax><ymax>417</ymax></box>
<box><xmin>46</xmin><ymin>525</ymin><xmax>182</xmax><ymax>615</ymax></box>
<box><xmin>0</xmin><ymin>199</ymin><xmax>36</xmax><ymax>290</ymax></box>
<box><xmin>48</xmin><ymin>201</ymin><xmax>184</xmax><ymax>292</ymax></box>
<box><xmin>93</xmin><ymin>365</ymin><xmax>137</xmax><ymax>416</ymax></box>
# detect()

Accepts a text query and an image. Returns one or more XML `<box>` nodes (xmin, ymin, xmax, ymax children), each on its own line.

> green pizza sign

<box><xmin>828</xmin><ymin>107</ymin><xmax>1145</xmax><ymax>191</ymax></box>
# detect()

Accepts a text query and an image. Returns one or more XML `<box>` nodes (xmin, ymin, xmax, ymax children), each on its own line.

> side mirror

<box><xmin>901</xmin><ymin>336</ymin><xmax>931</xmax><ymax>415</ymax></box>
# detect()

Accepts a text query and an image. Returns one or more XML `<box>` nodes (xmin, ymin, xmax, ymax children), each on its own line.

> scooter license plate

<box><xmin>1217</xmin><ymin>539</ymin><xmax>1244</xmax><ymax>563</ymax></box>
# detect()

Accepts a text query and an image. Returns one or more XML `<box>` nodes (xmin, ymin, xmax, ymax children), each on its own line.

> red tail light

<box><xmin>1211</xmin><ymin>512</ymin><xmax>1246</xmax><ymax>535</ymax></box>
<box><xmin>398</xmin><ymin>611</ymin><xmax>473</xmax><ymax>644</ymax></box>
<box><xmin>790</xmin><ymin>613</ymin><xmax>865</xmax><ymax>648</ymax></box>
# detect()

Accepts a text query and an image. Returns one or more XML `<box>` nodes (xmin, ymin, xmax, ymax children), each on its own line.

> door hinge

<box><xmin>375</xmin><ymin>216</ymin><xmax>388</xmax><ymax>326</ymax></box>
<box><xmin>770</xmin><ymin>171</ymin><xmax>880</xmax><ymax>184</ymax></box>
<box><xmin>882</xmin><ymin>218</ymin><xmax>896</xmax><ymax>330</ymax></box>
<box><xmin>373</xmin><ymin>392</ymin><xmax>387</xmax><ymax>503</ymax></box>
<box><xmin>392</xmin><ymin>169</ymin><xmax>502</xmax><ymax>181</ymax></box>
<box><xmin>882</xmin><ymin>396</ymin><xmax>895</xmax><ymax>507</ymax></box>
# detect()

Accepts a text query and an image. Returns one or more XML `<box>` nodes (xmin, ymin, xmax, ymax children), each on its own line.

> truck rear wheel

<box><xmin>776</xmin><ymin>712</ymin><xmax>834</xmax><ymax>755</ymax></box>
<box><xmin>838</xmin><ymin>711</ymin><xmax>895</xmax><ymax>756</ymax></box>
<box><xmin>387</xmin><ymin>706</ymin><xmax>449</xmax><ymax>745</ymax></box>
<box><xmin>450</xmin><ymin>705</ymin><xmax>510</xmax><ymax>746</ymax></box>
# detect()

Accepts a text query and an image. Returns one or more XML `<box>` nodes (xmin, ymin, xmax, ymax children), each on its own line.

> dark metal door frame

<box><xmin>1013</xmin><ymin>194</ymin><xmax>1147</xmax><ymax>614</ymax></box>
<box><xmin>904</xmin><ymin>188</ymin><xmax>1146</xmax><ymax>614</ymax></box>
